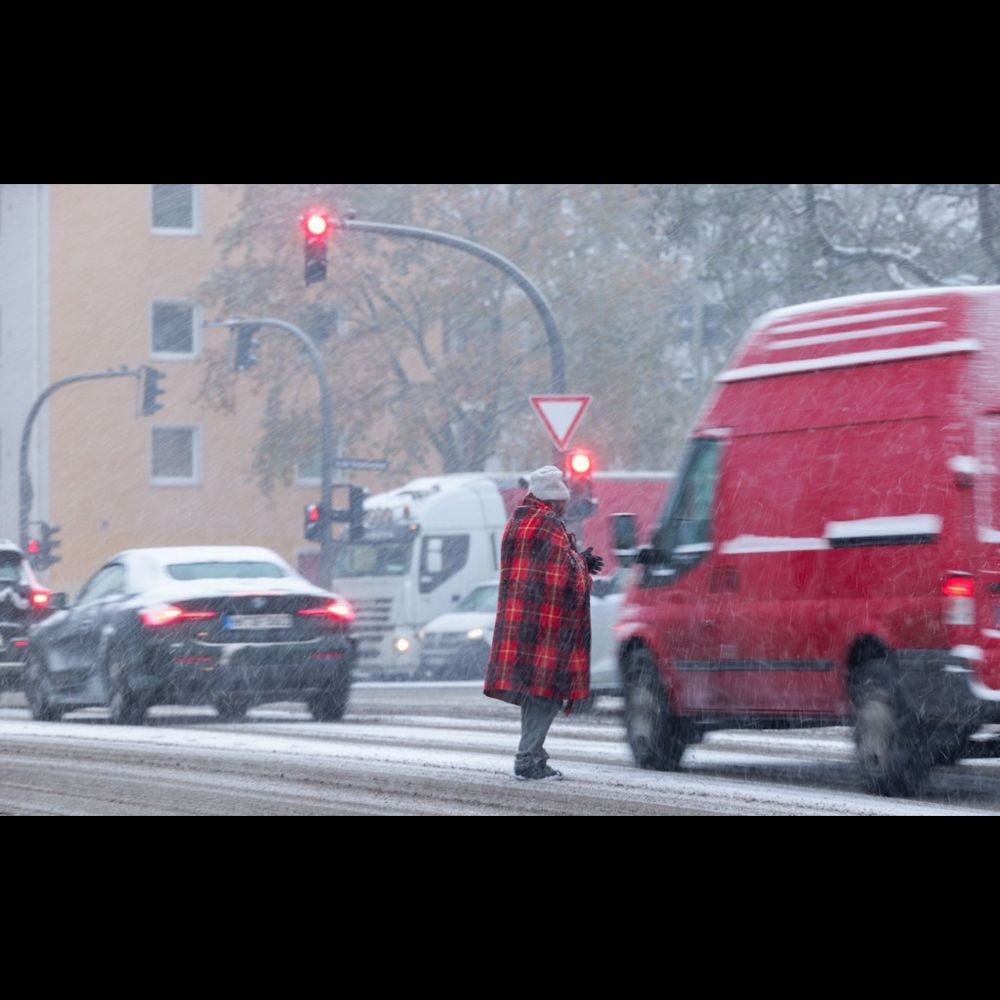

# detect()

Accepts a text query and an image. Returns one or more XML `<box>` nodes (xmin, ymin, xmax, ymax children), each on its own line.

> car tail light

<box><xmin>139</xmin><ymin>604</ymin><xmax>218</xmax><ymax>627</ymax></box>
<box><xmin>30</xmin><ymin>588</ymin><xmax>52</xmax><ymax>609</ymax></box>
<box><xmin>943</xmin><ymin>573</ymin><xmax>975</xmax><ymax>626</ymax></box>
<box><xmin>297</xmin><ymin>600</ymin><xmax>355</xmax><ymax>623</ymax></box>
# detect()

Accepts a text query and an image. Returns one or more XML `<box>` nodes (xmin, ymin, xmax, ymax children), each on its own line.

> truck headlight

<box><xmin>394</xmin><ymin>637</ymin><xmax>411</xmax><ymax>654</ymax></box>
<box><xmin>466</xmin><ymin>628</ymin><xmax>484</xmax><ymax>640</ymax></box>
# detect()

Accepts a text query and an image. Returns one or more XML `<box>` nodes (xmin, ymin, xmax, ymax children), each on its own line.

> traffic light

<box><xmin>564</xmin><ymin>449</ymin><xmax>598</xmax><ymax>520</ymax></box>
<box><xmin>348</xmin><ymin>485</ymin><xmax>366</xmax><ymax>543</ymax></box>
<box><xmin>327</xmin><ymin>486</ymin><xmax>367</xmax><ymax>541</ymax></box>
<box><xmin>29</xmin><ymin>522</ymin><xmax>62</xmax><ymax>570</ymax></box>
<box><xmin>301</xmin><ymin>208</ymin><xmax>333</xmax><ymax>286</ymax></box>
<box><xmin>304</xmin><ymin>502</ymin><xmax>326</xmax><ymax>542</ymax></box>
<box><xmin>566</xmin><ymin>449</ymin><xmax>593</xmax><ymax>481</ymax></box>
<box><xmin>141</xmin><ymin>366</ymin><xmax>166</xmax><ymax>416</ymax></box>
<box><xmin>233</xmin><ymin>323</ymin><xmax>261</xmax><ymax>372</ymax></box>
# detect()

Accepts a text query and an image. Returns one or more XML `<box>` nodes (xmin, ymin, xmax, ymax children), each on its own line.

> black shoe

<box><xmin>514</xmin><ymin>763</ymin><xmax>564</xmax><ymax>780</ymax></box>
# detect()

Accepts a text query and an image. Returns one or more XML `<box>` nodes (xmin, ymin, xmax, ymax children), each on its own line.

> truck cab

<box><xmin>330</xmin><ymin>475</ymin><xmax>506</xmax><ymax>677</ymax></box>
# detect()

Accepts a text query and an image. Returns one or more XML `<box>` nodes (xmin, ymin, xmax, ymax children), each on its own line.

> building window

<box><xmin>151</xmin><ymin>426</ymin><xmax>201</xmax><ymax>486</ymax></box>
<box><xmin>151</xmin><ymin>184</ymin><xmax>199</xmax><ymax>235</ymax></box>
<box><xmin>295</xmin><ymin>444</ymin><xmax>321</xmax><ymax>486</ymax></box>
<box><xmin>151</xmin><ymin>300</ymin><xmax>198</xmax><ymax>358</ymax></box>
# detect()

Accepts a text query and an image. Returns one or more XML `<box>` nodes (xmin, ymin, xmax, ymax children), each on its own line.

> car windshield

<box><xmin>0</xmin><ymin>556</ymin><xmax>24</xmax><ymax>583</ymax></box>
<box><xmin>456</xmin><ymin>584</ymin><xmax>499</xmax><ymax>613</ymax></box>
<box><xmin>332</xmin><ymin>541</ymin><xmax>414</xmax><ymax>577</ymax></box>
<box><xmin>165</xmin><ymin>561</ymin><xmax>288</xmax><ymax>581</ymax></box>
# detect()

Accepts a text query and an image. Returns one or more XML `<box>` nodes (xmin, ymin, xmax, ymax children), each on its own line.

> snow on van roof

<box><xmin>752</xmin><ymin>285</ymin><xmax>1000</xmax><ymax>327</ymax></box>
<box><xmin>720</xmin><ymin>286</ymin><xmax>996</xmax><ymax>382</ymax></box>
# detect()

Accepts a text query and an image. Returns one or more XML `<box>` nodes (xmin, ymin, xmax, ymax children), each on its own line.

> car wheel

<box><xmin>852</xmin><ymin>656</ymin><xmax>929</xmax><ymax>797</ymax></box>
<box><xmin>214</xmin><ymin>695</ymin><xmax>252</xmax><ymax>721</ymax></box>
<box><xmin>623</xmin><ymin>647</ymin><xmax>687</xmax><ymax>770</ymax></box>
<box><xmin>309</xmin><ymin>674</ymin><xmax>351</xmax><ymax>721</ymax></box>
<box><xmin>24</xmin><ymin>650</ymin><xmax>64</xmax><ymax>722</ymax></box>
<box><xmin>106</xmin><ymin>656</ymin><xmax>146</xmax><ymax>726</ymax></box>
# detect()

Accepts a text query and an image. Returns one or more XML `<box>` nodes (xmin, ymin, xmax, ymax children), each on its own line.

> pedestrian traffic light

<box><xmin>233</xmin><ymin>323</ymin><xmax>261</xmax><ymax>372</ymax></box>
<box><xmin>29</xmin><ymin>522</ymin><xmax>62</xmax><ymax>570</ymax></box>
<box><xmin>301</xmin><ymin>208</ymin><xmax>333</xmax><ymax>286</ymax></box>
<box><xmin>141</xmin><ymin>366</ymin><xmax>166</xmax><ymax>416</ymax></box>
<box><xmin>304</xmin><ymin>502</ymin><xmax>326</xmax><ymax>542</ymax></box>
<box><xmin>564</xmin><ymin>449</ymin><xmax>598</xmax><ymax>520</ymax></box>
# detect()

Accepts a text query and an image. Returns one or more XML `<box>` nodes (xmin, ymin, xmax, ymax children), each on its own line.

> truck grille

<box><xmin>350</xmin><ymin>597</ymin><xmax>394</xmax><ymax>659</ymax></box>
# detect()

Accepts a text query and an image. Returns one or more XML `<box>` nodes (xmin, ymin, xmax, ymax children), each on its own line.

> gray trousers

<box><xmin>516</xmin><ymin>695</ymin><xmax>562</xmax><ymax>770</ymax></box>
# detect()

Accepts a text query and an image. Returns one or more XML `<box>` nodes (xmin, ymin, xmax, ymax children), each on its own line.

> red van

<box><xmin>613</xmin><ymin>286</ymin><xmax>1000</xmax><ymax>796</ymax></box>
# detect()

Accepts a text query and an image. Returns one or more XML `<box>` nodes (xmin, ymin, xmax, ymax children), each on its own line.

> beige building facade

<box><xmin>0</xmin><ymin>184</ymin><xmax>345</xmax><ymax>594</ymax></box>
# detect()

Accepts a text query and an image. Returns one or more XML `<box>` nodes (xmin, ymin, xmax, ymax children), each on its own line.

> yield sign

<box><xmin>529</xmin><ymin>395</ymin><xmax>592</xmax><ymax>451</ymax></box>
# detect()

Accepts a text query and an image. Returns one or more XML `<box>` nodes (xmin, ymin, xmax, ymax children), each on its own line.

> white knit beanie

<box><xmin>528</xmin><ymin>465</ymin><xmax>570</xmax><ymax>501</ymax></box>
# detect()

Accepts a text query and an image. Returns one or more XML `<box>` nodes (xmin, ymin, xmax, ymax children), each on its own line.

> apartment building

<box><xmin>0</xmin><ymin>184</ymin><xmax>338</xmax><ymax>593</ymax></box>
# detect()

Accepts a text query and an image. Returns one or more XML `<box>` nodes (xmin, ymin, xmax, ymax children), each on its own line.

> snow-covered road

<box><xmin>1</xmin><ymin>685</ymin><xmax>998</xmax><ymax>815</ymax></box>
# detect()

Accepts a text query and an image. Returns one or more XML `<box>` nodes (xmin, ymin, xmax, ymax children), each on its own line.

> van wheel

<box><xmin>624</xmin><ymin>648</ymin><xmax>687</xmax><ymax>770</ymax></box>
<box><xmin>852</xmin><ymin>657</ymin><xmax>928</xmax><ymax>797</ymax></box>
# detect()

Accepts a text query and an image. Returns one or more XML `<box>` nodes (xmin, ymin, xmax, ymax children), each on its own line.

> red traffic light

<box><xmin>301</xmin><ymin>208</ymin><xmax>333</xmax><ymax>239</ymax></box>
<box><xmin>566</xmin><ymin>449</ymin><xmax>593</xmax><ymax>477</ymax></box>
<box><xmin>26</xmin><ymin>539</ymin><xmax>40</xmax><ymax>555</ymax></box>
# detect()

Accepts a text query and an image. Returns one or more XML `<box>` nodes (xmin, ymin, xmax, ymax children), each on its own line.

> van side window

<box><xmin>419</xmin><ymin>535</ymin><xmax>470</xmax><ymax>593</ymax></box>
<box><xmin>649</xmin><ymin>438</ymin><xmax>721</xmax><ymax>579</ymax></box>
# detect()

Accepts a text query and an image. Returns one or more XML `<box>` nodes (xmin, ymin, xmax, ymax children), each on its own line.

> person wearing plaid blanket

<box><xmin>484</xmin><ymin>465</ymin><xmax>604</xmax><ymax>780</ymax></box>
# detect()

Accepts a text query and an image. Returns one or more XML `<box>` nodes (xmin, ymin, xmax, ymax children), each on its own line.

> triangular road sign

<box><xmin>529</xmin><ymin>395</ymin><xmax>592</xmax><ymax>451</ymax></box>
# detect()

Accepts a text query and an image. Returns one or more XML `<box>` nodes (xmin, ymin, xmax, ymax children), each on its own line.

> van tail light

<box><xmin>139</xmin><ymin>604</ymin><xmax>218</xmax><ymax>627</ymax></box>
<box><xmin>943</xmin><ymin>575</ymin><xmax>975</xmax><ymax>599</ymax></box>
<box><xmin>298</xmin><ymin>600</ymin><xmax>355</xmax><ymax>623</ymax></box>
<box><xmin>943</xmin><ymin>573</ymin><xmax>975</xmax><ymax>626</ymax></box>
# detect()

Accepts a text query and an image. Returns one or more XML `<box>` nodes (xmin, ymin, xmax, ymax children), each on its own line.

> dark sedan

<box><xmin>25</xmin><ymin>546</ymin><xmax>356</xmax><ymax>724</ymax></box>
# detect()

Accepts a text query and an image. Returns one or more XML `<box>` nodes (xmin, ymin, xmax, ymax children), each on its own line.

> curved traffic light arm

<box><xmin>19</xmin><ymin>367</ymin><xmax>145</xmax><ymax>551</ymax></box>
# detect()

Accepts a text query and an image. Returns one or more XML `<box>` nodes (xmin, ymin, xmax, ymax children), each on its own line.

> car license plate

<box><xmin>224</xmin><ymin>614</ymin><xmax>292</xmax><ymax>630</ymax></box>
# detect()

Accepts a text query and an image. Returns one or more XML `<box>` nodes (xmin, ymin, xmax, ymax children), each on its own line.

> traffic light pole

<box><xmin>208</xmin><ymin>318</ymin><xmax>338</xmax><ymax>588</ymax></box>
<box><xmin>341</xmin><ymin>219</ymin><xmax>567</xmax><ymax>396</ymax></box>
<box><xmin>19</xmin><ymin>368</ymin><xmax>143</xmax><ymax>551</ymax></box>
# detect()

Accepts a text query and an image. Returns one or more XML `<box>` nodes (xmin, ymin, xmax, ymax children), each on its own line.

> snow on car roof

<box><xmin>113</xmin><ymin>545</ymin><xmax>293</xmax><ymax>568</ymax></box>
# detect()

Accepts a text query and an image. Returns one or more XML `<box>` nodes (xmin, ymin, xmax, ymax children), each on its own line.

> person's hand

<box><xmin>581</xmin><ymin>547</ymin><xmax>604</xmax><ymax>574</ymax></box>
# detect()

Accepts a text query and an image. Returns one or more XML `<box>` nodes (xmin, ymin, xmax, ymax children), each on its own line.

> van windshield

<box><xmin>332</xmin><ymin>540</ymin><xmax>414</xmax><ymax>577</ymax></box>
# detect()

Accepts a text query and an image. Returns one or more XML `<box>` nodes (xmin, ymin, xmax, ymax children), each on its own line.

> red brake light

<box><xmin>139</xmin><ymin>604</ymin><xmax>217</xmax><ymax>627</ymax></box>
<box><xmin>298</xmin><ymin>600</ymin><xmax>355</xmax><ymax>623</ymax></box>
<box><xmin>30</xmin><ymin>589</ymin><xmax>52</xmax><ymax>608</ymax></box>
<box><xmin>943</xmin><ymin>575</ymin><xmax>975</xmax><ymax>599</ymax></box>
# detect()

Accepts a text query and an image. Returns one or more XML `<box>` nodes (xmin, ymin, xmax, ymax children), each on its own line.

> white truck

<box><xmin>324</xmin><ymin>472</ymin><xmax>673</xmax><ymax>678</ymax></box>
